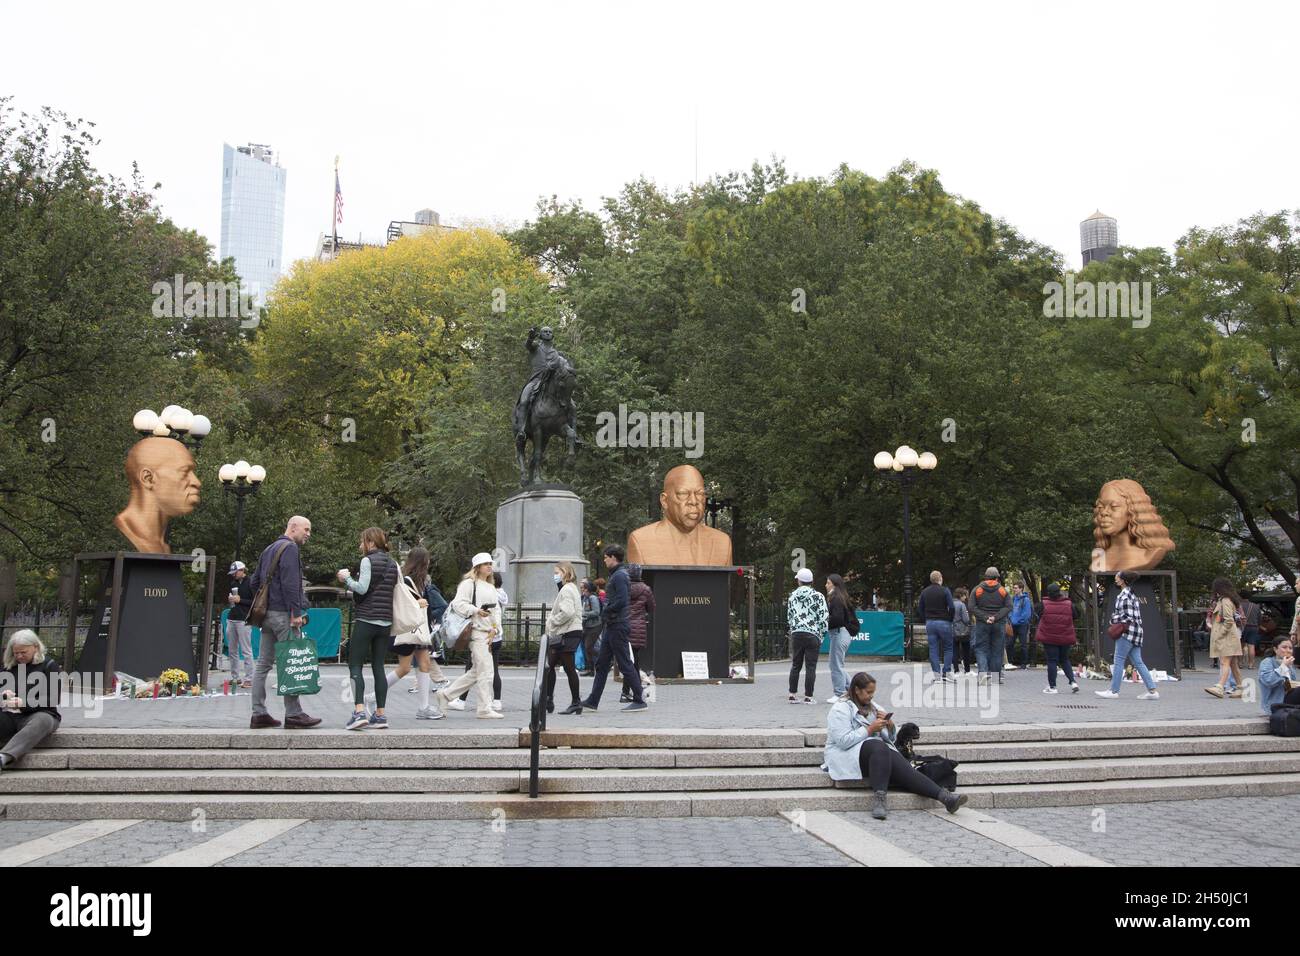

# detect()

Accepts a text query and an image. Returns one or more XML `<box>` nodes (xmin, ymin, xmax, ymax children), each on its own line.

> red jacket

<box><xmin>1035</xmin><ymin>597</ymin><xmax>1077</xmax><ymax>646</ymax></box>
<box><xmin>628</xmin><ymin>581</ymin><xmax>656</xmax><ymax>649</ymax></box>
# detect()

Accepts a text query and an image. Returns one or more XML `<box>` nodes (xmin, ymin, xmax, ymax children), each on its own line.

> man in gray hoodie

<box><xmin>969</xmin><ymin>567</ymin><xmax>1012</xmax><ymax>685</ymax></box>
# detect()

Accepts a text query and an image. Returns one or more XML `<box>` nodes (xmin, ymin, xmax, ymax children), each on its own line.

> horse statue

<box><xmin>512</xmin><ymin>325</ymin><xmax>579</xmax><ymax>486</ymax></box>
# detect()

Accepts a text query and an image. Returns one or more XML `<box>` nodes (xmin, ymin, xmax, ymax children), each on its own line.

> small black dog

<box><xmin>895</xmin><ymin>721</ymin><xmax>921</xmax><ymax>759</ymax></box>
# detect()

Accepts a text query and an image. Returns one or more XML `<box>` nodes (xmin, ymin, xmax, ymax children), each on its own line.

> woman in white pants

<box><xmin>435</xmin><ymin>553</ymin><xmax>503</xmax><ymax>719</ymax></box>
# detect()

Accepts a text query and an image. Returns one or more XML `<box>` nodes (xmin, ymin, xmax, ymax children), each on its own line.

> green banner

<box><xmin>821</xmin><ymin>610</ymin><xmax>905</xmax><ymax>658</ymax></box>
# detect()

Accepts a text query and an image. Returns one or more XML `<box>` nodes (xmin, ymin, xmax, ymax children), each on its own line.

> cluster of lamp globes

<box><xmin>873</xmin><ymin>446</ymin><xmax>938</xmax><ymax>472</ymax></box>
<box><xmin>218</xmin><ymin>460</ymin><xmax>267</xmax><ymax>487</ymax></box>
<box><xmin>132</xmin><ymin>406</ymin><xmax>212</xmax><ymax>443</ymax></box>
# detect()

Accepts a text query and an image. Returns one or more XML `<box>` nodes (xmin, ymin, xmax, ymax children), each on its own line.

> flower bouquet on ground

<box><xmin>159</xmin><ymin>668</ymin><xmax>189</xmax><ymax>698</ymax></box>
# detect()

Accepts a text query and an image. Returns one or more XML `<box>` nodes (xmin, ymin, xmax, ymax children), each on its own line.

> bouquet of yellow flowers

<box><xmin>159</xmin><ymin>668</ymin><xmax>189</xmax><ymax>686</ymax></box>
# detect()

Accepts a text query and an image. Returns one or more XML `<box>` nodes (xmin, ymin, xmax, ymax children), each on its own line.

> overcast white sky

<box><xmin>3</xmin><ymin>0</ymin><xmax>1295</xmax><ymax>270</ymax></box>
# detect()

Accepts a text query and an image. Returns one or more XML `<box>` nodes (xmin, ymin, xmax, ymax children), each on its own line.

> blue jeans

<box><xmin>972</xmin><ymin>620</ymin><xmax>1004</xmax><ymax>674</ymax></box>
<box><xmin>1110</xmin><ymin>638</ymin><xmax>1156</xmax><ymax>693</ymax></box>
<box><xmin>925</xmin><ymin>620</ymin><xmax>953</xmax><ymax>675</ymax></box>
<box><xmin>828</xmin><ymin>627</ymin><xmax>851</xmax><ymax>695</ymax></box>
<box><xmin>1007</xmin><ymin>621</ymin><xmax>1031</xmax><ymax>666</ymax></box>
<box><xmin>586</xmin><ymin>624</ymin><xmax>642</xmax><ymax>706</ymax></box>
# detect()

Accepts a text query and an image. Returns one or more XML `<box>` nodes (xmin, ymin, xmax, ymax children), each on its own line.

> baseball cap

<box><xmin>229</xmin><ymin>561</ymin><xmax>246</xmax><ymax>573</ymax></box>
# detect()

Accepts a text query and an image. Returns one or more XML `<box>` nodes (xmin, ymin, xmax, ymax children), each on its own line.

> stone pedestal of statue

<box><xmin>495</xmin><ymin>486</ymin><xmax>589</xmax><ymax>611</ymax></box>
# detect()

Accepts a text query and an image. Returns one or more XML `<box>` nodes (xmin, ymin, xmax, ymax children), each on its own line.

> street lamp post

<box><xmin>874</xmin><ymin>446</ymin><xmax>938</xmax><ymax>658</ymax></box>
<box><xmin>219</xmin><ymin>460</ymin><xmax>266</xmax><ymax>561</ymax></box>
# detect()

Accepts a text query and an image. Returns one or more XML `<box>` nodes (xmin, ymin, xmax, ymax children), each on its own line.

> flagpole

<box><xmin>332</xmin><ymin>155</ymin><xmax>339</xmax><ymax>254</ymax></box>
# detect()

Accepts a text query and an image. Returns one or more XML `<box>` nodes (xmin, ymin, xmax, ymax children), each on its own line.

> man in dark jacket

<box><xmin>248</xmin><ymin>516</ymin><xmax>322</xmax><ymax>728</ymax></box>
<box><xmin>226</xmin><ymin>561</ymin><xmax>255</xmax><ymax>687</ymax></box>
<box><xmin>917</xmin><ymin>571</ymin><xmax>956</xmax><ymax>683</ymax></box>
<box><xmin>581</xmin><ymin>545</ymin><xmax>647</xmax><ymax>712</ymax></box>
<box><xmin>969</xmin><ymin>567</ymin><xmax>1012</xmax><ymax>685</ymax></box>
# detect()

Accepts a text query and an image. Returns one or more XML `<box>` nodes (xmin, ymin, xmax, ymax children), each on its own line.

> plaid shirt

<box><xmin>1112</xmin><ymin>587</ymin><xmax>1144</xmax><ymax>646</ymax></box>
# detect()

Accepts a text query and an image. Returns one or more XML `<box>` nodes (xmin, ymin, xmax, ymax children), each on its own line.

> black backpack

<box><xmin>845</xmin><ymin>605</ymin><xmax>860</xmax><ymax>636</ymax></box>
<box><xmin>913</xmin><ymin>754</ymin><xmax>959</xmax><ymax>790</ymax></box>
<box><xmin>1269</xmin><ymin>704</ymin><xmax>1300</xmax><ymax>738</ymax></box>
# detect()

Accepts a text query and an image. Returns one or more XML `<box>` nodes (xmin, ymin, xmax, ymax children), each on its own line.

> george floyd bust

<box><xmin>627</xmin><ymin>464</ymin><xmax>732</xmax><ymax>566</ymax></box>
<box><xmin>1091</xmin><ymin>478</ymin><xmax>1175</xmax><ymax>572</ymax></box>
<box><xmin>113</xmin><ymin>437</ymin><xmax>202</xmax><ymax>554</ymax></box>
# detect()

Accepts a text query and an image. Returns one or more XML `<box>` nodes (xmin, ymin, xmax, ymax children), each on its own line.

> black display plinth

<box><xmin>68</xmin><ymin>553</ymin><xmax>214</xmax><ymax>685</ymax></box>
<box><xmin>640</xmin><ymin>565</ymin><xmax>753</xmax><ymax>683</ymax></box>
<box><xmin>1101</xmin><ymin>578</ymin><xmax>1174</xmax><ymax>672</ymax></box>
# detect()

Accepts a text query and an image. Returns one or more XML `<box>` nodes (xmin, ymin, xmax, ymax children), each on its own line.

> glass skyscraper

<box><xmin>220</xmin><ymin>143</ymin><xmax>287</xmax><ymax>304</ymax></box>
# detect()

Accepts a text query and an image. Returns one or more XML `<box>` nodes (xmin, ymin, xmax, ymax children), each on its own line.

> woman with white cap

<box><xmin>434</xmin><ymin>553</ymin><xmax>504</xmax><ymax>719</ymax></box>
<box><xmin>787</xmin><ymin>567</ymin><xmax>828</xmax><ymax>704</ymax></box>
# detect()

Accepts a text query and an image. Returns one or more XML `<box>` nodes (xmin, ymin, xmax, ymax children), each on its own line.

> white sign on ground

<box><xmin>681</xmin><ymin>652</ymin><xmax>710</xmax><ymax>680</ymax></box>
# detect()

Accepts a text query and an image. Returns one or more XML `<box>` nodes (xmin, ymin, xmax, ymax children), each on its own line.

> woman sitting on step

<box><xmin>822</xmin><ymin>671</ymin><xmax>967</xmax><ymax>820</ymax></box>
<box><xmin>0</xmin><ymin>630</ymin><xmax>61</xmax><ymax>772</ymax></box>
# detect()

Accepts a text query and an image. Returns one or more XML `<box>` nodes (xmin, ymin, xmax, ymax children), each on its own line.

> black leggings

<box><xmin>952</xmin><ymin>637</ymin><xmax>974</xmax><ymax>672</ymax></box>
<box><xmin>349</xmin><ymin>620</ymin><xmax>390</xmax><ymax>709</ymax></box>
<box><xmin>789</xmin><ymin>633</ymin><xmax>819</xmax><ymax>696</ymax></box>
<box><xmin>857</xmin><ymin>738</ymin><xmax>943</xmax><ymax>799</ymax></box>
<box><xmin>461</xmin><ymin>641</ymin><xmax>502</xmax><ymax>701</ymax></box>
<box><xmin>545</xmin><ymin>637</ymin><xmax>581</xmax><ymax>706</ymax></box>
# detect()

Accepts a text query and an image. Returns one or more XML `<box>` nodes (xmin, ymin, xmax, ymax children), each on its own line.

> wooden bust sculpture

<box><xmin>627</xmin><ymin>464</ymin><xmax>733</xmax><ymax>566</ymax></box>
<box><xmin>1091</xmin><ymin>478</ymin><xmax>1175</xmax><ymax>572</ymax></box>
<box><xmin>113</xmin><ymin>437</ymin><xmax>202</xmax><ymax>554</ymax></box>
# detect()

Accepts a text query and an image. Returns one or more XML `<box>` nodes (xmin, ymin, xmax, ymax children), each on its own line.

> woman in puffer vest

<box><xmin>1034</xmin><ymin>583</ymin><xmax>1080</xmax><ymax>694</ymax></box>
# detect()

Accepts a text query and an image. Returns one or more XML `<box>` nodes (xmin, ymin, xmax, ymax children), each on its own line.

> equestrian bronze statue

<box><xmin>512</xmin><ymin>325</ymin><xmax>579</xmax><ymax>486</ymax></box>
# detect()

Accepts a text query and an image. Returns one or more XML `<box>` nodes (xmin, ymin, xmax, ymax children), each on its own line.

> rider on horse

<box><xmin>514</xmin><ymin>325</ymin><xmax>576</xmax><ymax>439</ymax></box>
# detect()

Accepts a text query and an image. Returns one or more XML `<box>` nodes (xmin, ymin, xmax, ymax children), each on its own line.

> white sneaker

<box><xmin>1070</xmin><ymin>683</ymin><xmax>1080</xmax><ymax>694</ymax></box>
<box><xmin>825</xmin><ymin>696</ymin><xmax>840</xmax><ymax>704</ymax></box>
<box><xmin>477</xmin><ymin>710</ymin><xmax>504</xmax><ymax>719</ymax></box>
<box><xmin>1137</xmin><ymin>690</ymin><xmax>1160</xmax><ymax>700</ymax></box>
<box><xmin>1095</xmin><ymin>690</ymin><xmax>1120</xmax><ymax>699</ymax></box>
<box><xmin>804</xmin><ymin>696</ymin><xmax>816</xmax><ymax>704</ymax></box>
<box><xmin>788</xmin><ymin>695</ymin><xmax>800</xmax><ymax>704</ymax></box>
<box><xmin>1004</xmin><ymin>663</ymin><xmax>1019</xmax><ymax>671</ymax></box>
<box><xmin>448</xmin><ymin>699</ymin><xmax>466</xmax><ymax>711</ymax></box>
<box><xmin>491</xmin><ymin>700</ymin><xmax>502</xmax><ymax>712</ymax></box>
<box><xmin>1042</xmin><ymin>687</ymin><xmax>1059</xmax><ymax>694</ymax></box>
<box><xmin>415</xmin><ymin>706</ymin><xmax>445</xmax><ymax>720</ymax></box>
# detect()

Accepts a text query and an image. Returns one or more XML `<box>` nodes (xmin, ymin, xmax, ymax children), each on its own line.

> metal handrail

<box><xmin>527</xmin><ymin>621</ymin><xmax>549</xmax><ymax>798</ymax></box>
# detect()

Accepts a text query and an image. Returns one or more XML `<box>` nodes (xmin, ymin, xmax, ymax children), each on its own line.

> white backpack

<box><xmin>390</xmin><ymin>576</ymin><xmax>432</xmax><ymax>645</ymax></box>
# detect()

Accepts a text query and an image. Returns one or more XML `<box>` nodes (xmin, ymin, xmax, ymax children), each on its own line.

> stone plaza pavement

<box><xmin>3</xmin><ymin>794</ymin><xmax>1296</xmax><ymax>867</ymax></box>
<box><xmin>54</xmin><ymin>656</ymin><xmax>1266</xmax><ymax>730</ymax></box>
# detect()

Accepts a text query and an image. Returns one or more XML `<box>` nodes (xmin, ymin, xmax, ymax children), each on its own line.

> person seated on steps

<box><xmin>822</xmin><ymin>670</ymin><xmax>968</xmax><ymax>820</ymax></box>
<box><xmin>1259</xmin><ymin>638</ymin><xmax>1300</xmax><ymax>716</ymax></box>
<box><xmin>0</xmin><ymin>630</ymin><xmax>61</xmax><ymax>773</ymax></box>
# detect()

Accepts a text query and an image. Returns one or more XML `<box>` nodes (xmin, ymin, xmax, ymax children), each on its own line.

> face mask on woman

<box><xmin>553</xmin><ymin>573</ymin><xmax>563</xmax><ymax>585</ymax></box>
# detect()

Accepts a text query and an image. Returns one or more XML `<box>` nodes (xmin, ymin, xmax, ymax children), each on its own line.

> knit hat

<box><xmin>1045</xmin><ymin>583</ymin><xmax>1062</xmax><ymax>599</ymax></box>
<box><xmin>795</xmin><ymin>568</ymin><xmax>814</xmax><ymax>584</ymax></box>
<box><xmin>984</xmin><ymin>566</ymin><xmax>1000</xmax><ymax>579</ymax></box>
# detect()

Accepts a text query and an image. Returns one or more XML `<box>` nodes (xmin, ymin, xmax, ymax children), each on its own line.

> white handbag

<box><xmin>390</xmin><ymin>576</ymin><xmax>432</xmax><ymax>645</ymax></box>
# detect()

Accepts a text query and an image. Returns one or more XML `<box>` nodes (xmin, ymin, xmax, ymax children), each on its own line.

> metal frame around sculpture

<box><xmin>64</xmin><ymin>552</ymin><xmax>217</xmax><ymax>689</ymax></box>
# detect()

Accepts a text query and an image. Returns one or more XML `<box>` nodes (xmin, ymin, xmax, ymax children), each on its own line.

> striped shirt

<box><xmin>1112</xmin><ymin>587</ymin><xmax>1144</xmax><ymax>646</ymax></box>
